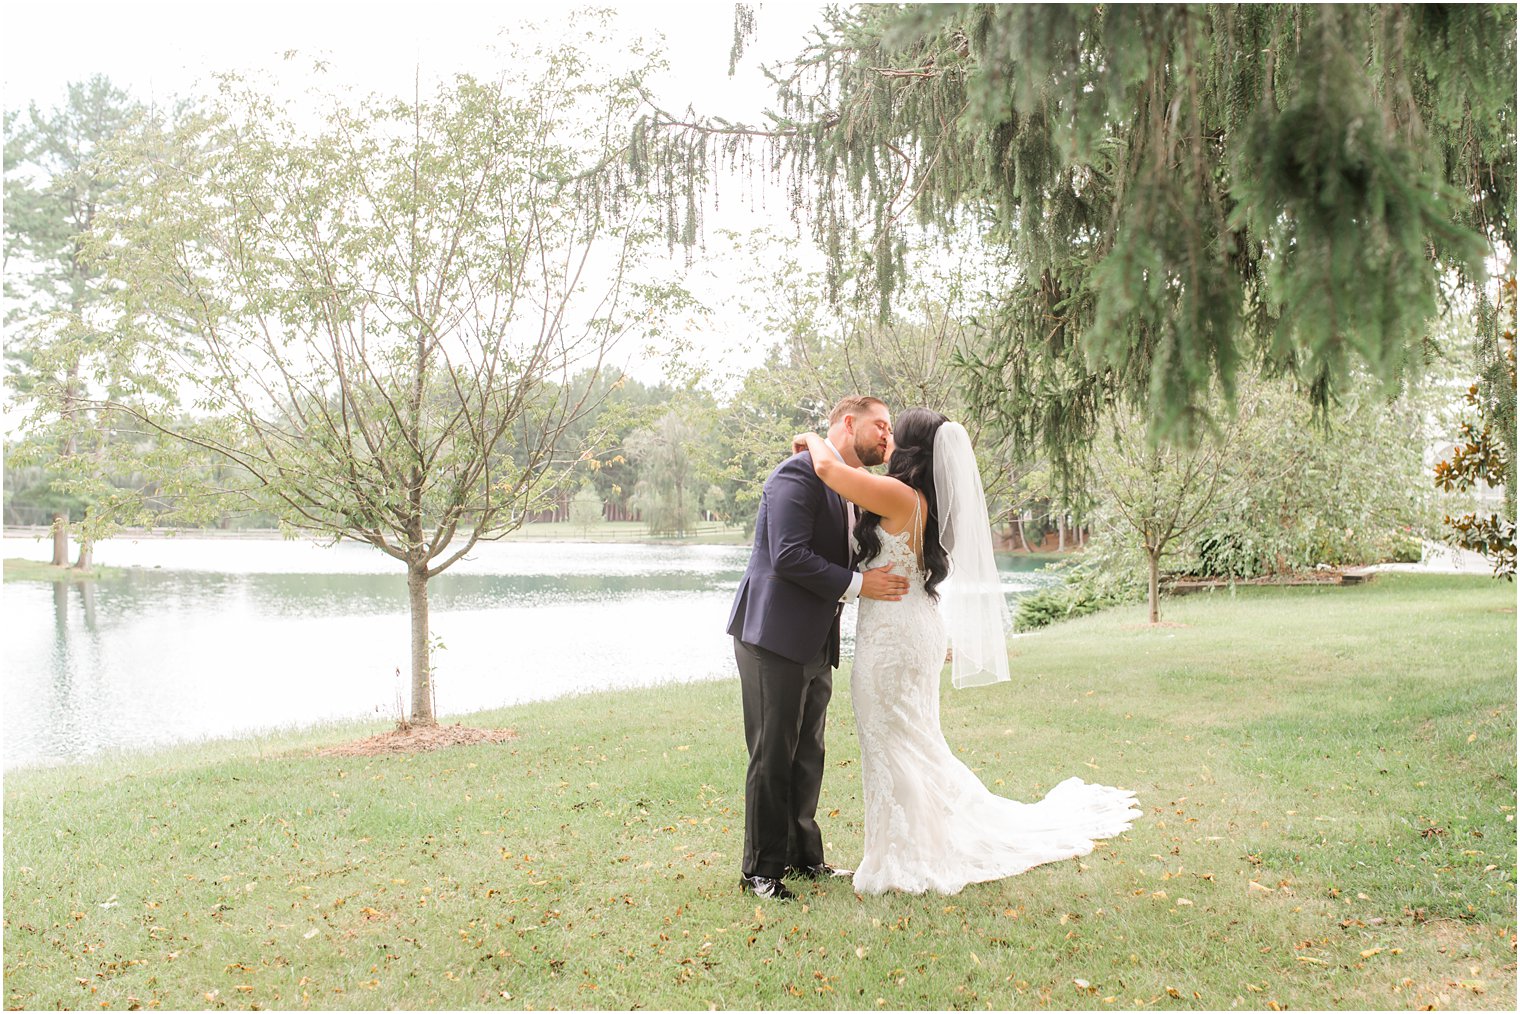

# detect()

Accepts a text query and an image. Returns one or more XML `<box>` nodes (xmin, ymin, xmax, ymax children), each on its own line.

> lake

<box><xmin>1</xmin><ymin>535</ymin><xmax>1060</xmax><ymax>768</ymax></box>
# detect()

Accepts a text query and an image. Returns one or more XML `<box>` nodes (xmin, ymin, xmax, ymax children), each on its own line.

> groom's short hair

<box><xmin>829</xmin><ymin>395</ymin><xmax>887</xmax><ymax>426</ymax></box>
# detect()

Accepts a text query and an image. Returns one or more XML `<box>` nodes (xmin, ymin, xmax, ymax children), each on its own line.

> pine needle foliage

<box><xmin>639</xmin><ymin>4</ymin><xmax>1515</xmax><ymax>469</ymax></box>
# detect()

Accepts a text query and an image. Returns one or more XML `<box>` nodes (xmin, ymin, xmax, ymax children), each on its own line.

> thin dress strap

<box><xmin>910</xmin><ymin>492</ymin><xmax>924</xmax><ymax>571</ymax></box>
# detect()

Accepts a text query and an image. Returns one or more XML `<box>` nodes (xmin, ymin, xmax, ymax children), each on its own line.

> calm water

<box><xmin>1</xmin><ymin>535</ymin><xmax>1059</xmax><ymax>768</ymax></box>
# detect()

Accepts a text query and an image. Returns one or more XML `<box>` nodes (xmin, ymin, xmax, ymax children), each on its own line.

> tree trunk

<box><xmin>407</xmin><ymin>565</ymin><xmax>436</xmax><ymax>725</ymax></box>
<box><xmin>1013</xmin><ymin>515</ymin><xmax>1028</xmax><ymax>552</ymax></box>
<box><xmin>1147</xmin><ymin>548</ymin><xmax>1161</xmax><ymax>624</ymax></box>
<box><xmin>51</xmin><ymin>511</ymin><xmax>69</xmax><ymax>567</ymax></box>
<box><xmin>74</xmin><ymin>535</ymin><xmax>93</xmax><ymax>571</ymax></box>
<box><xmin>1057</xmin><ymin>515</ymin><xmax>1066</xmax><ymax>552</ymax></box>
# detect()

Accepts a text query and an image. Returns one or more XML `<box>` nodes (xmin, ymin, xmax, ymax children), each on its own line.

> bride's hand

<box><xmin>792</xmin><ymin>432</ymin><xmax>817</xmax><ymax>454</ymax></box>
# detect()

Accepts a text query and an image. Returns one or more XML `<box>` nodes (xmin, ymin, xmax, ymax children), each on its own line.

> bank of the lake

<box><xmin>3</xmin><ymin>574</ymin><xmax>1513</xmax><ymax>1011</ymax></box>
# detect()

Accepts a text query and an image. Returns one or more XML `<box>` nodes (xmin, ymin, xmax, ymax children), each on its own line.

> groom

<box><xmin>727</xmin><ymin>395</ymin><xmax>908</xmax><ymax>901</ymax></box>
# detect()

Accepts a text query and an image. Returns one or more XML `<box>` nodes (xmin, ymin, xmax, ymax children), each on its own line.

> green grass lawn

<box><xmin>3</xmin><ymin>574</ymin><xmax>1514</xmax><ymax>1010</ymax></box>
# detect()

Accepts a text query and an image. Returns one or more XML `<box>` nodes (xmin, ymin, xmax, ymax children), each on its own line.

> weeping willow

<box><xmin>625</xmin><ymin>4</ymin><xmax>1515</xmax><ymax>470</ymax></box>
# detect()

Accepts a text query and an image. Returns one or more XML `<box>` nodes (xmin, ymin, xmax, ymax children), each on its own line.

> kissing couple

<box><xmin>726</xmin><ymin>396</ymin><xmax>1142</xmax><ymax>900</ymax></box>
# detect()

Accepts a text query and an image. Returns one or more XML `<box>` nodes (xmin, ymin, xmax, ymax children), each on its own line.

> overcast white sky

<box><xmin>2</xmin><ymin>1</ymin><xmax>820</xmax><ymax>119</ymax></box>
<box><xmin>1</xmin><ymin>0</ymin><xmax>835</xmax><ymax>391</ymax></box>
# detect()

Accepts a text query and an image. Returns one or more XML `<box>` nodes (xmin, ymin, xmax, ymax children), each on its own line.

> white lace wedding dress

<box><xmin>850</xmin><ymin>513</ymin><xmax>1142</xmax><ymax>895</ymax></box>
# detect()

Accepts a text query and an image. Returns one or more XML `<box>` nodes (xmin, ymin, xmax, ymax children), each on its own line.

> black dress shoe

<box><xmin>739</xmin><ymin>874</ymin><xmax>796</xmax><ymax>901</ymax></box>
<box><xmin>785</xmin><ymin>862</ymin><xmax>854</xmax><ymax>880</ymax></box>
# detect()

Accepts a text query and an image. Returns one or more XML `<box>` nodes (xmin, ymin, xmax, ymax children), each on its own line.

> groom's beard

<box><xmin>854</xmin><ymin>434</ymin><xmax>887</xmax><ymax>467</ymax></box>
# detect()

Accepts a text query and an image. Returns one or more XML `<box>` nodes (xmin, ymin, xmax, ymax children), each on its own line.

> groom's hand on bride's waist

<box><xmin>860</xmin><ymin>563</ymin><xmax>909</xmax><ymax>601</ymax></box>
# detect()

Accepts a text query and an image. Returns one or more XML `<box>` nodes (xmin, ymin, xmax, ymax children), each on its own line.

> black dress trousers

<box><xmin>734</xmin><ymin>633</ymin><xmax>834</xmax><ymax>879</ymax></box>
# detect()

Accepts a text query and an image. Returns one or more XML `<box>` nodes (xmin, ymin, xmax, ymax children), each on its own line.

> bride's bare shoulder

<box><xmin>876</xmin><ymin>487</ymin><xmax>926</xmax><ymax>536</ymax></box>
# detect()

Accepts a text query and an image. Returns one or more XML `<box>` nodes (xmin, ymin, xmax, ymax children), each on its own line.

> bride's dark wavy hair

<box><xmin>855</xmin><ymin>407</ymin><xmax>951</xmax><ymax>600</ymax></box>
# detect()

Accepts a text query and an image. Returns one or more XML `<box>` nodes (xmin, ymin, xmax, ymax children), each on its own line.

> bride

<box><xmin>794</xmin><ymin>409</ymin><xmax>1141</xmax><ymax>895</ymax></box>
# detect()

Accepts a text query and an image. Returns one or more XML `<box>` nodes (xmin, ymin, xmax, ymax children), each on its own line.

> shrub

<box><xmin>1015</xmin><ymin>583</ymin><xmax>1120</xmax><ymax>631</ymax></box>
<box><xmin>1014</xmin><ymin>524</ymin><xmax>1145</xmax><ymax>630</ymax></box>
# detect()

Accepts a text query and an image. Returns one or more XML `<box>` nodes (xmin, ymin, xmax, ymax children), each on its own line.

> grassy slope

<box><xmin>3</xmin><ymin>575</ymin><xmax>1514</xmax><ymax>1011</ymax></box>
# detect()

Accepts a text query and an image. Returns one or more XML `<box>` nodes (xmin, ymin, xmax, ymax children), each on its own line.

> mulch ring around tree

<box><xmin>315</xmin><ymin>722</ymin><xmax>517</xmax><ymax>757</ymax></box>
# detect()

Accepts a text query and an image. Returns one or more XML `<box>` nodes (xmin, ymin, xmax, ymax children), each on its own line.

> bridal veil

<box><xmin>932</xmin><ymin>421</ymin><xmax>1012</xmax><ymax>689</ymax></box>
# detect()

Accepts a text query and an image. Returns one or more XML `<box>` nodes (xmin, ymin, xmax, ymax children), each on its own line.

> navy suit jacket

<box><xmin>727</xmin><ymin>451</ymin><xmax>855</xmax><ymax>667</ymax></box>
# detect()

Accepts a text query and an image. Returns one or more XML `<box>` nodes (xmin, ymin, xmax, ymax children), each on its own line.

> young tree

<box><xmin>1084</xmin><ymin>370</ymin><xmax>1444</xmax><ymax>622</ymax></box>
<box><xmin>1088</xmin><ymin>394</ymin><xmax>1255</xmax><ymax>625</ymax></box>
<box><xmin>92</xmin><ymin>51</ymin><xmax>674</xmax><ymax>724</ymax></box>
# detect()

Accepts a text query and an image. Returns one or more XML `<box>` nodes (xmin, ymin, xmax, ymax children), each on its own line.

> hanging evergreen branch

<box><xmin>622</xmin><ymin>4</ymin><xmax>1514</xmax><ymax>476</ymax></box>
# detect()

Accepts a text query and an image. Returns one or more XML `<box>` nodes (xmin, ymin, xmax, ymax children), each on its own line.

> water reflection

<box><xmin>3</xmin><ymin>537</ymin><xmax>1059</xmax><ymax>768</ymax></box>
